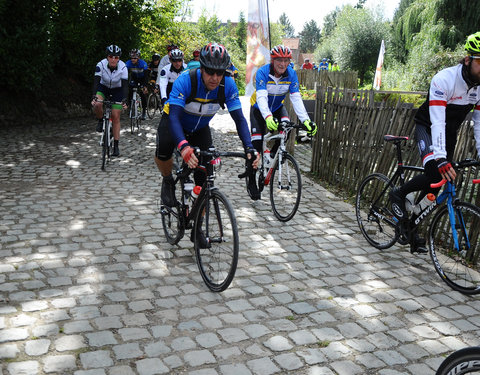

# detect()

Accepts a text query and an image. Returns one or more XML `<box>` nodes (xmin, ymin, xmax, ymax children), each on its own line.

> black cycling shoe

<box><xmin>389</xmin><ymin>187</ymin><xmax>407</xmax><ymax>221</ymax></box>
<box><xmin>112</xmin><ymin>145</ymin><xmax>120</xmax><ymax>157</ymax></box>
<box><xmin>247</xmin><ymin>174</ymin><xmax>261</xmax><ymax>201</ymax></box>
<box><xmin>410</xmin><ymin>232</ymin><xmax>428</xmax><ymax>254</ymax></box>
<box><xmin>190</xmin><ymin>228</ymin><xmax>210</xmax><ymax>249</ymax></box>
<box><xmin>161</xmin><ymin>175</ymin><xmax>176</xmax><ymax>207</ymax></box>
<box><xmin>96</xmin><ymin>119</ymin><xmax>103</xmax><ymax>133</ymax></box>
<box><xmin>141</xmin><ymin>110</ymin><xmax>146</xmax><ymax>120</ymax></box>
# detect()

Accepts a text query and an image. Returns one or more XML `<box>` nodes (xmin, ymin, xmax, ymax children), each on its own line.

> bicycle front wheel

<box><xmin>436</xmin><ymin>346</ymin><xmax>480</xmax><ymax>375</ymax></box>
<box><xmin>147</xmin><ymin>93</ymin><xmax>157</xmax><ymax>119</ymax></box>
<box><xmin>269</xmin><ymin>153</ymin><xmax>302</xmax><ymax>222</ymax></box>
<box><xmin>130</xmin><ymin>100</ymin><xmax>136</xmax><ymax>134</ymax></box>
<box><xmin>429</xmin><ymin>201</ymin><xmax>480</xmax><ymax>295</ymax></box>
<box><xmin>194</xmin><ymin>189</ymin><xmax>239</xmax><ymax>292</ymax></box>
<box><xmin>355</xmin><ymin>173</ymin><xmax>399</xmax><ymax>249</ymax></box>
<box><xmin>101</xmin><ymin>119</ymin><xmax>108</xmax><ymax>171</ymax></box>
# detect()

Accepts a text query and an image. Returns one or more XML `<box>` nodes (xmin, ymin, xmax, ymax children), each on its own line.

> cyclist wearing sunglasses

<box><xmin>247</xmin><ymin>44</ymin><xmax>317</xmax><ymax>200</ymax></box>
<box><xmin>91</xmin><ymin>44</ymin><xmax>128</xmax><ymax>157</ymax></box>
<box><xmin>154</xmin><ymin>42</ymin><xmax>259</xmax><ymax>209</ymax></box>
<box><xmin>389</xmin><ymin>31</ymin><xmax>480</xmax><ymax>254</ymax></box>
<box><xmin>156</xmin><ymin>49</ymin><xmax>187</xmax><ymax>106</ymax></box>
<box><xmin>126</xmin><ymin>48</ymin><xmax>149</xmax><ymax>120</ymax></box>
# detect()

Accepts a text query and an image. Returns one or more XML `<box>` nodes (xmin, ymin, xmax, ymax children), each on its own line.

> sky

<box><xmin>185</xmin><ymin>0</ymin><xmax>401</xmax><ymax>33</ymax></box>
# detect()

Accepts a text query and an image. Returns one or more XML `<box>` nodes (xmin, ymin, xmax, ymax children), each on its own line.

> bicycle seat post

<box><xmin>394</xmin><ymin>141</ymin><xmax>404</xmax><ymax>166</ymax></box>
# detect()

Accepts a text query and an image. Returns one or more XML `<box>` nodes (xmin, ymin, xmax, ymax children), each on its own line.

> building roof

<box><xmin>282</xmin><ymin>38</ymin><xmax>300</xmax><ymax>50</ymax></box>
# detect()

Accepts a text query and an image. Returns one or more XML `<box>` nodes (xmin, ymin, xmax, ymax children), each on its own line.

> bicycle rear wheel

<box><xmin>194</xmin><ymin>189</ymin><xmax>239</xmax><ymax>292</ymax></box>
<box><xmin>269</xmin><ymin>153</ymin><xmax>301</xmax><ymax>222</ymax></box>
<box><xmin>160</xmin><ymin>203</ymin><xmax>184</xmax><ymax>245</ymax></box>
<box><xmin>355</xmin><ymin>173</ymin><xmax>399</xmax><ymax>249</ymax></box>
<box><xmin>436</xmin><ymin>346</ymin><xmax>480</xmax><ymax>375</ymax></box>
<box><xmin>147</xmin><ymin>93</ymin><xmax>157</xmax><ymax>119</ymax></box>
<box><xmin>429</xmin><ymin>201</ymin><xmax>480</xmax><ymax>295</ymax></box>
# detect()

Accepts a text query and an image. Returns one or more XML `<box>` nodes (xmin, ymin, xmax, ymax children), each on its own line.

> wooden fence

<box><xmin>302</xmin><ymin>86</ymin><xmax>480</xmax><ymax>208</ymax></box>
<box><xmin>296</xmin><ymin>70</ymin><xmax>358</xmax><ymax>90</ymax></box>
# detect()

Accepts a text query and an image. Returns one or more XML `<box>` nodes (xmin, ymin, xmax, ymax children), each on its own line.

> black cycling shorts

<box><xmin>250</xmin><ymin>105</ymin><xmax>289</xmax><ymax>143</ymax></box>
<box><xmin>415</xmin><ymin>123</ymin><xmax>456</xmax><ymax>166</ymax></box>
<box><xmin>96</xmin><ymin>83</ymin><xmax>124</xmax><ymax>103</ymax></box>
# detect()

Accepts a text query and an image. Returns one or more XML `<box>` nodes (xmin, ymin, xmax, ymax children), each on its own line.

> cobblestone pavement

<box><xmin>1</xmin><ymin>98</ymin><xmax>480</xmax><ymax>375</ymax></box>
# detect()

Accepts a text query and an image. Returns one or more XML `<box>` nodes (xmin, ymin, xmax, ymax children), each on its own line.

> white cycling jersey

<box><xmin>157</xmin><ymin>63</ymin><xmax>187</xmax><ymax>100</ymax></box>
<box><xmin>415</xmin><ymin>64</ymin><xmax>480</xmax><ymax>159</ymax></box>
<box><xmin>94</xmin><ymin>59</ymin><xmax>128</xmax><ymax>89</ymax></box>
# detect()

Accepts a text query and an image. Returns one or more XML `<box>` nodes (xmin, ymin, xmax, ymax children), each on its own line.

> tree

<box><xmin>322</xmin><ymin>7</ymin><xmax>340</xmax><ymax>39</ymax></box>
<box><xmin>236</xmin><ymin>11</ymin><xmax>247</xmax><ymax>52</ymax></box>
<box><xmin>299</xmin><ymin>20</ymin><xmax>321</xmax><ymax>53</ymax></box>
<box><xmin>328</xmin><ymin>6</ymin><xmax>389</xmax><ymax>86</ymax></box>
<box><xmin>279</xmin><ymin>12</ymin><xmax>295</xmax><ymax>38</ymax></box>
<box><xmin>354</xmin><ymin>0</ymin><xmax>367</xmax><ymax>9</ymax></box>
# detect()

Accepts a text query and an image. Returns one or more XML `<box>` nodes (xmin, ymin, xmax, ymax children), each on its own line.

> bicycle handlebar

<box><xmin>430</xmin><ymin>158</ymin><xmax>480</xmax><ymax>188</ymax></box>
<box><xmin>94</xmin><ymin>98</ymin><xmax>123</xmax><ymax>105</ymax></box>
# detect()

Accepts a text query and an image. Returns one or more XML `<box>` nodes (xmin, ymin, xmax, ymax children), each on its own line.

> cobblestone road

<box><xmin>1</xmin><ymin>99</ymin><xmax>480</xmax><ymax>375</ymax></box>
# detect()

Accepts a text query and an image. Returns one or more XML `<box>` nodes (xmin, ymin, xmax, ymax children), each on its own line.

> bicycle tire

<box><xmin>101</xmin><ymin>118</ymin><xmax>108</xmax><ymax>171</ymax></box>
<box><xmin>147</xmin><ymin>93</ymin><xmax>157</xmax><ymax>119</ymax></box>
<box><xmin>129</xmin><ymin>99</ymin><xmax>136</xmax><ymax>134</ymax></box>
<box><xmin>160</xmin><ymin>202</ymin><xmax>184</xmax><ymax>245</ymax></box>
<box><xmin>269</xmin><ymin>153</ymin><xmax>301</xmax><ymax>222</ymax></box>
<box><xmin>136</xmin><ymin>100</ymin><xmax>142</xmax><ymax>131</ymax></box>
<box><xmin>194</xmin><ymin>189</ymin><xmax>239</xmax><ymax>292</ymax></box>
<box><xmin>355</xmin><ymin>173</ymin><xmax>399</xmax><ymax>249</ymax></box>
<box><xmin>436</xmin><ymin>346</ymin><xmax>480</xmax><ymax>375</ymax></box>
<box><xmin>429</xmin><ymin>201</ymin><xmax>480</xmax><ymax>295</ymax></box>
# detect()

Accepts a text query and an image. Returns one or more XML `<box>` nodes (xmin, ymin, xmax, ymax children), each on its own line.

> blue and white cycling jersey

<box><xmin>125</xmin><ymin>59</ymin><xmax>148</xmax><ymax>84</ymax></box>
<box><xmin>250</xmin><ymin>64</ymin><xmax>309</xmax><ymax>123</ymax></box>
<box><xmin>165</xmin><ymin>68</ymin><xmax>252</xmax><ymax>148</ymax></box>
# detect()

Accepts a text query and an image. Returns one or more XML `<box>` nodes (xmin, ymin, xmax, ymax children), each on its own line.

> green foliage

<box><xmin>319</xmin><ymin>6</ymin><xmax>389</xmax><ymax>85</ymax></box>
<box><xmin>321</xmin><ymin>7</ymin><xmax>340</xmax><ymax>39</ymax></box>
<box><xmin>299</xmin><ymin>20</ymin><xmax>321</xmax><ymax>53</ymax></box>
<box><xmin>279</xmin><ymin>12</ymin><xmax>295</xmax><ymax>38</ymax></box>
<box><xmin>236</xmin><ymin>12</ymin><xmax>247</xmax><ymax>52</ymax></box>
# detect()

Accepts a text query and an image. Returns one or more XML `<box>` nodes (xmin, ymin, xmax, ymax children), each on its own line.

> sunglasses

<box><xmin>203</xmin><ymin>67</ymin><xmax>225</xmax><ymax>77</ymax></box>
<box><xmin>108</xmin><ymin>55</ymin><xmax>120</xmax><ymax>59</ymax></box>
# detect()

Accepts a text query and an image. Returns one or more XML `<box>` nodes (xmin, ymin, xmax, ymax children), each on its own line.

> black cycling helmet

<box><xmin>130</xmin><ymin>49</ymin><xmax>140</xmax><ymax>58</ymax></box>
<box><xmin>106</xmin><ymin>44</ymin><xmax>121</xmax><ymax>57</ymax></box>
<box><xmin>199</xmin><ymin>43</ymin><xmax>231</xmax><ymax>70</ymax></box>
<box><xmin>152</xmin><ymin>53</ymin><xmax>160</xmax><ymax>61</ymax></box>
<box><xmin>170</xmin><ymin>49</ymin><xmax>184</xmax><ymax>61</ymax></box>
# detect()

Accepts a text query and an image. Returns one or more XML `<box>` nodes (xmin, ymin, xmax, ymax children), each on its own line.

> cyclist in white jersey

<box><xmin>156</xmin><ymin>49</ymin><xmax>187</xmax><ymax>106</ymax></box>
<box><xmin>390</xmin><ymin>32</ymin><xmax>480</xmax><ymax>253</ymax></box>
<box><xmin>91</xmin><ymin>44</ymin><xmax>128</xmax><ymax>157</ymax></box>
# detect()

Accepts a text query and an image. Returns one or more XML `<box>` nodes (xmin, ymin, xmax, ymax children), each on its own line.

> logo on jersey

<box><xmin>434</xmin><ymin>90</ymin><xmax>444</xmax><ymax>96</ymax></box>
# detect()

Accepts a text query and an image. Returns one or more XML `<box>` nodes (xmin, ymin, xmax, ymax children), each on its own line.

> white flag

<box><xmin>245</xmin><ymin>0</ymin><xmax>270</xmax><ymax>96</ymax></box>
<box><xmin>373</xmin><ymin>40</ymin><xmax>385</xmax><ymax>90</ymax></box>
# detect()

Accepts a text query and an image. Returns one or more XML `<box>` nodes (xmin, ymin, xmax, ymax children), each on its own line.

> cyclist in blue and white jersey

<box><xmin>156</xmin><ymin>49</ymin><xmax>187</xmax><ymax>106</ymax></box>
<box><xmin>126</xmin><ymin>48</ymin><xmax>148</xmax><ymax>120</ymax></box>
<box><xmin>247</xmin><ymin>44</ymin><xmax>317</xmax><ymax>200</ymax></box>
<box><xmin>390</xmin><ymin>31</ymin><xmax>480</xmax><ymax>253</ymax></box>
<box><xmin>91</xmin><ymin>44</ymin><xmax>128</xmax><ymax>157</ymax></box>
<box><xmin>154</xmin><ymin>43</ymin><xmax>259</xmax><ymax>213</ymax></box>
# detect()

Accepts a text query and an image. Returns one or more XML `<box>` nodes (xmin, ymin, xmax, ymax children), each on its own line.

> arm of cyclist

<box><xmin>473</xmin><ymin>104</ymin><xmax>480</xmax><ymax>159</ymax></box>
<box><xmin>91</xmin><ymin>75</ymin><xmax>101</xmax><ymax>106</ymax></box>
<box><xmin>158</xmin><ymin>68</ymin><xmax>168</xmax><ymax>104</ymax></box>
<box><xmin>168</xmin><ymin>104</ymin><xmax>199</xmax><ymax>169</ymax></box>
<box><xmin>121</xmin><ymin>78</ymin><xmax>128</xmax><ymax>109</ymax></box>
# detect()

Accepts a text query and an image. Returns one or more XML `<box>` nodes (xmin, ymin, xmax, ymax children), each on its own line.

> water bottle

<box><xmin>191</xmin><ymin>185</ymin><xmax>202</xmax><ymax>200</ymax></box>
<box><xmin>405</xmin><ymin>192</ymin><xmax>415</xmax><ymax>213</ymax></box>
<box><xmin>413</xmin><ymin>193</ymin><xmax>435</xmax><ymax>215</ymax></box>
<box><xmin>184</xmin><ymin>182</ymin><xmax>194</xmax><ymax>195</ymax></box>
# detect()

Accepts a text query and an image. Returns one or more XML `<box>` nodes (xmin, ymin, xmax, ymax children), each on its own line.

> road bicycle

<box><xmin>248</xmin><ymin>120</ymin><xmax>303</xmax><ymax>222</ymax></box>
<box><xmin>159</xmin><ymin>147</ymin><xmax>247</xmax><ymax>292</ymax></box>
<box><xmin>355</xmin><ymin>135</ymin><xmax>480</xmax><ymax>295</ymax></box>
<box><xmin>436</xmin><ymin>346</ymin><xmax>480</xmax><ymax>374</ymax></box>
<box><xmin>146</xmin><ymin>83</ymin><xmax>162</xmax><ymax>119</ymax></box>
<box><xmin>129</xmin><ymin>85</ymin><xmax>143</xmax><ymax>134</ymax></box>
<box><xmin>96</xmin><ymin>97</ymin><xmax>119</xmax><ymax>171</ymax></box>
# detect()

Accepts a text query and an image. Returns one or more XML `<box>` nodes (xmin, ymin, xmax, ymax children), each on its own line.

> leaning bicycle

<box><xmin>248</xmin><ymin>120</ymin><xmax>303</xmax><ymax>222</ymax></box>
<box><xmin>129</xmin><ymin>85</ymin><xmax>143</xmax><ymax>133</ymax></box>
<box><xmin>436</xmin><ymin>346</ymin><xmax>480</xmax><ymax>374</ymax></box>
<box><xmin>159</xmin><ymin>147</ymin><xmax>246</xmax><ymax>292</ymax></box>
<box><xmin>355</xmin><ymin>135</ymin><xmax>480</xmax><ymax>294</ymax></box>
<box><xmin>95</xmin><ymin>97</ymin><xmax>119</xmax><ymax>171</ymax></box>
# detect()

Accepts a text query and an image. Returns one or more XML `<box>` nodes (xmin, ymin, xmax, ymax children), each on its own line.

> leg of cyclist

<box><xmin>248</xmin><ymin>107</ymin><xmax>266</xmax><ymax>200</ymax></box>
<box><xmin>186</xmin><ymin>126</ymin><xmax>213</xmax><ymax>248</ymax></box>
<box><xmin>390</xmin><ymin>124</ymin><xmax>445</xmax><ymax>253</ymax></box>
<box><xmin>111</xmin><ymin>107</ymin><xmax>122</xmax><ymax>156</ymax></box>
<box><xmin>155</xmin><ymin>115</ymin><xmax>176</xmax><ymax>207</ymax></box>
<box><xmin>92</xmin><ymin>93</ymin><xmax>105</xmax><ymax>132</ymax></box>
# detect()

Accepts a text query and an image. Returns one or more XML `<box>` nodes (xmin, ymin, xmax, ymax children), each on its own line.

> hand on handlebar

<box><xmin>245</xmin><ymin>147</ymin><xmax>260</xmax><ymax>169</ymax></box>
<box><xmin>180</xmin><ymin>145</ymin><xmax>198</xmax><ymax>169</ymax></box>
<box><xmin>303</xmin><ymin>120</ymin><xmax>317</xmax><ymax>136</ymax></box>
<box><xmin>437</xmin><ymin>158</ymin><xmax>456</xmax><ymax>182</ymax></box>
<box><xmin>265</xmin><ymin>115</ymin><xmax>278</xmax><ymax>131</ymax></box>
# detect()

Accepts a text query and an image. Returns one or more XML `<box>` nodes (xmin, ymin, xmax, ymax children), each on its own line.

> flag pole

<box><xmin>266</xmin><ymin>0</ymin><xmax>271</xmax><ymax>50</ymax></box>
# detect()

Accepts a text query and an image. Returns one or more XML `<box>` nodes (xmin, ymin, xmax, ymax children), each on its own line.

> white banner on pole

<box><xmin>245</xmin><ymin>0</ymin><xmax>270</xmax><ymax>96</ymax></box>
<box><xmin>373</xmin><ymin>39</ymin><xmax>385</xmax><ymax>90</ymax></box>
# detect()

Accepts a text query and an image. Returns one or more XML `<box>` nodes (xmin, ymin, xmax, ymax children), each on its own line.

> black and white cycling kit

<box><xmin>157</xmin><ymin>62</ymin><xmax>187</xmax><ymax>102</ymax></box>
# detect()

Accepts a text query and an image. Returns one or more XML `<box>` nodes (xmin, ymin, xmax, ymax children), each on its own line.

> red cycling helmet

<box><xmin>270</xmin><ymin>45</ymin><xmax>292</xmax><ymax>59</ymax></box>
<box><xmin>193</xmin><ymin>49</ymin><xmax>200</xmax><ymax>57</ymax></box>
